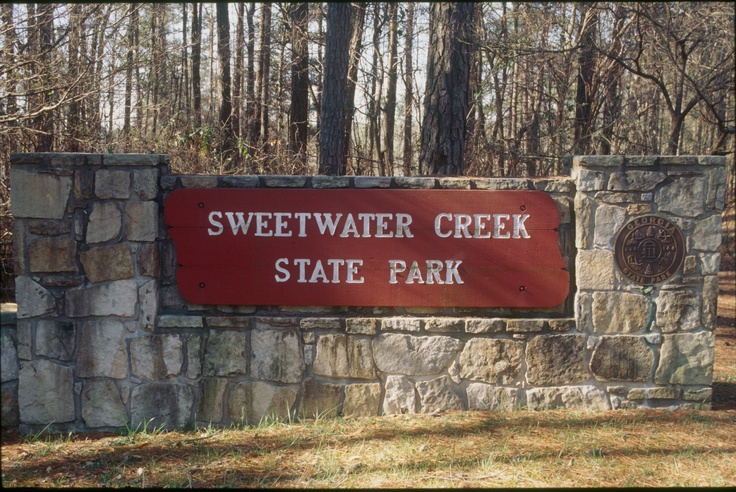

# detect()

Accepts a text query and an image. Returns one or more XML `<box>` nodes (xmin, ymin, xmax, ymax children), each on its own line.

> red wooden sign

<box><xmin>164</xmin><ymin>188</ymin><xmax>569</xmax><ymax>307</ymax></box>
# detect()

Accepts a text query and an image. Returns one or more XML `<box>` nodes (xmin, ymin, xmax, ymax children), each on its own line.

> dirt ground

<box><xmin>714</xmin><ymin>268</ymin><xmax>736</xmax><ymax>410</ymax></box>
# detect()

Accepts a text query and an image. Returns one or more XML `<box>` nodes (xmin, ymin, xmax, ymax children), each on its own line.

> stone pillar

<box><xmin>573</xmin><ymin>155</ymin><xmax>726</xmax><ymax>409</ymax></box>
<box><xmin>10</xmin><ymin>153</ymin><xmax>167</xmax><ymax>432</ymax></box>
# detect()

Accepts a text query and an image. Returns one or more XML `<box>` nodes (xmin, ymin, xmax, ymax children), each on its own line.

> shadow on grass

<box><xmin>713</xmin><ymin>382</ymin><xmax>736</xmax><ymax>410</ymax></box>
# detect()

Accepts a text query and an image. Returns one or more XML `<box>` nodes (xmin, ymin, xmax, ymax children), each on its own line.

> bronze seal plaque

<box><xmin>614</xmin><ymin>215</ymin><xmax>685</xmax><ymax>285</ymax></box>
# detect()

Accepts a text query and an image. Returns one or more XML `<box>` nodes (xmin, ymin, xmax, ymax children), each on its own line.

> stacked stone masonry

<box><xmin>3</xmin><ymin>153</ymin><xmax>725</xmax><ymax>433</ymax></box>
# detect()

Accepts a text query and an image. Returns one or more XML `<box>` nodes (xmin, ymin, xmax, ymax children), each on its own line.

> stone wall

<box><xmin>4</xmin><ymin>153</ymin><xmax>725</xmax><ymax>433</ymax></box>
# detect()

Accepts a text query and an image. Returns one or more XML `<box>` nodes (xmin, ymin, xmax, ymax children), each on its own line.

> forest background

<box><xmin>1</xmin><ymin>2</ymin><xmax>734</xmax><ymax>302</ymax></box>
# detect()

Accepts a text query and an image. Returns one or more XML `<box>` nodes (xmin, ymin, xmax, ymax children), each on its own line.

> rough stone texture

<box><xmin>593</xmin><ymin>205</ymin><xmax>626</xmax><ymax>247</ymax></box>
<box><xmin>95</xmin><ymin>170</ymin><xmax>131</xmax><ymax>199</ymax></box>
<box><xmin>29</xmin><ymin>237</ymin><xmax>77</xmax><ymax>273</ymax></box>
<box><xmin>383</xmin><ymin>375</ymin><xmax>417</xmax><ymax>415</ymax></box>
<box><xmin>206</xmin><ymin>316</ymin><xmax>251</xmax><ymax>329</ymax></box>
<box><xmin>655</xmin><ymin>332</ymin><xmax>714</xmax><ymax>385</ymax></box>
<box><xmin>312</xmin><ymin>176</ymin><xmax>350</xmax><ymax>188</ymax></box>
<box><xmin>424</xmin><ymin>317</ymin><xmax>464</xmax><ymax>333</ymax></box>
<box><xmin>80</xmin><ymin>244</ymin><xmax>134</xmax><ymax>283</ymax></box>
<box><xmin>466</xmin><ymin>384</ymin><xmax>518</xmax><ymax>411</ymax></box>
<box><xmin>592</xmin><ymin>292</ymin><xmax>651</xmax><ymax>334</ymax></box>
<box><xmin>395</xmin><ymin>177</ymin><xmax>436</xmax><ymax>189</ymax></box>
<box><xmin>574</xmin><ymin>193</ymin><xmax>595</xmax><ymax>249</ymax></box>
<box><xmin>576</xmin><ymin>249</ymin><xmax>614</xmax><ymax>290</ymax></box>
<box><xmin>343</xmin><ymin>383</ymin><xmax>381</xmax><ymax>418</ymax></box>
<box><xmin>373</xmin><ymin>334</ymin><xmax>460</xmax><ymax>376</ymax></box>
<box><xmin>159</xmin><ymin>315</ymin><xmax>203</xmax><ymax>328</ymax></box>
<box><xmin>125</xmin><ymin>201</ymin><xmax>158</xmax><ymax>242</ymax></box>
<box><xmin>507</xmin><ymin>319</ymin><xmax>545</xmax><ymax>333</ymax></box>
<box><xmin>35</xmin><ymin>320</ymin><xmax>75</xmax><ymax>361</ymax></box>
<box><xmin>381</xmin><ymin>317</ymin><xmax>421</xmax><ymax>332</ymax></box>
<box><xmin>197</xmin><ymin>378</ymin><xmax>228</xmax><ymax>423</ymax></box>
<box><xmin>86</xmin><ymin>202</ymin><xmax>122</xmax><ymax>243</ymax></box>
<box><xmin>10</xmin><ymin>169</ymin><xmax>72</xmax><ymax>219</ymax></box>
<box><xmin>103</xmin><ymin>154</ymin><xmax>160</xmax><ymax>166</ymax></box>
<box><xmin>138</xmin><ymin>280</ymin><xmax>157</xmax><ymax>331</ymax></box>
<box><xmin>65</xmin><ymin>279</ymin><xmax>138</xmax><ymax>317</ymax></box>
<box><xmin>700</xmin><ymin>253</ymin><xmax>721</xmax><ymax>276</ymax></box>
<box><xmin>692</xmin><ymin>214</ymin><xmax>722</xmax><ymax>252</ymax></box>
<box><xmin>222</xmin><ymin>176</ymin><xmax>259</xmax><ymax>188</ymax></box>
<box><xmin>353</xmin><ymin>176</ymin><xmax>392</xmax><ymax>188</ymax></box>
<box><xmin>702</xmin><ymin>276</ymin><xmax>719</xmax><ymax>330</ymax></box>
<box><xmin>228</xmin><ymin>381</ymin><xmax>299</xmax><ymax>424</ymax></box>
<box><xmin>465</xmin><ymin>318</ymin><xmax>505</xmax><ymax>333</ymax></box>
<box><xmin>607</xmin><ymin>171</ymin><xmax>667</xmax><ymax>192</ymax></box>
<box><xmin>300</xmin><ymin>379</ymin><xmax>342</xmax><ymax>419</ymax></box>
<box><xmin>186</xmin><ymin>336</ymin><xmax>203</xmax><ymax>379</ymax></box>
<box><xmin>526</xmin><ymin>335</ymin><xmax>587</xmax><ymax>386</ymax></box>
<box><xmin>575</xmin><ymin>169</ymin><xmax>608</xmax><ymax>191</ymax></box>
<box><xmin>16</xmin><ymin>320</ymin><xmax>31</xmax><ymax>360</ymax></box>
<box><xmin>77</xmin><ymin>320</ymin><xmax>128</xmax><ymax>378</ymax></box>
<box><xmin>313</xmin><ymin>334</ymin><xmax>376</xmax><ymax>379</ymax></box>
<box><xmin>647</xmin><ymin>387</ymin><xmax>680</xmax><ymax>399</ymax></box>
<box><xmin>1</xmin><ymin>383</ymin><xmax>20</xmax><ymax>427</ymax></box>
<box><xmin>133</xmin><ymin>168</ymin><xmax>159</xmax><ymax>200</ymax></box>
<box><xmin>345</xmin><ymin>318</ymin><xmax>376</xmax><ymax>335</ymax></box>
<box><xmin>15</xmin><ymin>277</ymin><xmax>56</xmax><ymax>319</ymax></box>
<box><xmin>261</xmin><ymin>176</ymin><xmax>307</xmax><ymax>188</ymax></box>
<box><xmin>1</xmin><ymin>331</ymin><xmax>19</xmax><ymax>382</ymax></box>
<box><xmin>590</xmin><ymin>336</ymin><xmax>653</xmax><ymax>381</ymax></box>
<box><xmin>131</xmin><ymin>335</ymin><xmax>184</xmax><ymax>381</ymax></box>
<box><xmin>655</xmin><ymin>176</ymin><xmax>706</xmax><ymax>217</ymax></box>
<box><xmin>526</xmin><ymin>386</ymin><xmax>610</xmax><ymax>411</ymax></box>
<box><xmin>137</xmin><ymin>242</ymin><xmax>159</xmax><ymax>277</ymax></box>
<box><xmin>251</xmin><ymin>329</ymin><xmax>304</xmax><ymax>383</ymax></box>
<box><xmin>203</xmin><ymin>331</ymin><xmax>247</xmax><ymax>377</ymax></box>
<box><xmin>82</xmin><ymin>380</ymin><xmax>127</xmax><ymax>428</ymax></box>
<box><xmin>549</xmin><ymin>319</ymin><xmax>576</xmax><ymax>332</ymax></box>
<box><xmin>19</xmin><ymin>359</ymin><xmax>75</xmax><ymax>424</ymax></box>
<box><xmin>459</xmin><ymin>338</ymin><xmax>522</xmax><ymax>384</ymax></box>
<box><xmin>683</xmin><ymin>388</ymin><xmax>712</xmax><ymax>403</ymax></box>
<box><xmin>655</xmin><ymin>290</ymin><xmax>700</xmax><ymax>333</ymax></box>
<box><xmin>130</xmin><ymin>383</ymin><xmax>194</xmax><ymax>429</ymax></box>
<box><xmin>416</xmin><ymin>376</ymin><xmax>464</xmax><ymax>413</ymax></box>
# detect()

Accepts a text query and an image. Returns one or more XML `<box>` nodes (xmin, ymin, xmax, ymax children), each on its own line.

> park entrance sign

<box><xmin>164</xmin><ymin>189</ymin><xmax>569</xmax><ymax>307</ymax></box>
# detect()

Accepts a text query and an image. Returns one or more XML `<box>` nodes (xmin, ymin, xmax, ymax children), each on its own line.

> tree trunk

<box><xmin>123</xmin><ymin>4</ymin><xmax>137</xmax><ymax>139</ymax></box>
<box><xmin>289</xmin><ymin>3</ymin><xmax>310</xmax><ymax>162</ymax></box>
<box><xmin>233</xmin><ymin>3</ymin><xmax>245</xmax><ymax>140</ymax></box>
<box><xmin>402</xmin><ymin>3</ymin><xmax>415</xmax><ymax>176</ymax></box>
<box><xmin>216</xmin><ymin>2</ymin><xmax>235</xmax><ymax>167</ymax></box>
<box><xmin>383</xmin><ymin>3</ymin><xmax>399</xmax><ymax>174</ymax></box>
<box><xmin>36</xmin><ymin>4</ymin><xmax>55</xmax><ymax>152</ymax></box>
<box><xmin>256</xmin><ymin>3</ymin><xmax>272</xmax><ymax>152</ymax></box>
<box><xmin>191</xmin><ymin>2</ymin><xmax>202</xmax><ymax>128</ymax></box>
<box><xmin>419</xmin><ymin>2</ymin><xmax>475</xmax><ymax>175</ymax></box>
<box><xmin>343</xmin><ymin>3</ymin><xmax>366</xmax><ymax>170</ymax></box>
<box><xmin>573</xmin><ymin>4</ymin><xmax>598</xmax><ymax>155</ymax></box>
<box><xmin>246</xmin><ymin>2</ymin><xmax>256</xmax><ymax>152</ymax></box>
<box><xmin>318</xmin><ymin>3</ymin><xmax>353</xmax><ymax>175</ymax></box>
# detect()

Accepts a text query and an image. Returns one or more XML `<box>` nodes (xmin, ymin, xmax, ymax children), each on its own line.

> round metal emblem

<box><xmin>614</xmin><ymin>215</ymin><xmax>685</xmax><ymax>285</ymax></box>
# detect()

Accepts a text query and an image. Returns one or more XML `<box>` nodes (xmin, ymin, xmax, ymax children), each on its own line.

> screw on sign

<box><xmin>614</xmin><ymin>215</ymin><xmax>685</xmax><ymax>285</ymax></box>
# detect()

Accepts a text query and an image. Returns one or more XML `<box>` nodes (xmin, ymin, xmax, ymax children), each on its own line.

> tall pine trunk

<box><xmin>289</xmin><ymin>3</ymin><xmax>310</xmax><ymax>163</ymax></box>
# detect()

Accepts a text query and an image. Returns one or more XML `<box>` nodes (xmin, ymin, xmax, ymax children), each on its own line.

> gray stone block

<box><xmin>228</xmin><ymin>381</ymin><xmax>299</xmax><ymax>425</ymax></box>
<box><xmin>373</xmin><ymin>333</ymin><xmax>460</xmax><ymax>376</ymax></box>
<box><xmin>593</xmin><ymin>292</ymin><xmax>651</xmax><ymax>334</ymax></box>
<box><xmin>197</xmin><ymin>378</ymin><xmax>228</xmax><ymax>424</ymax></box>
<box><xmin>10</xmin><ymin>169</ymin><xmax>72</xmax><ymax>219</ymax></box>
<box><xmin>526</xmin><ymin>385</ymin><xmax>610</xmax><ymax>411</ymax></box>
<box><xmin>86</xmin><ymin>202</ymin><xmax>122</xmax><ymax>243</ymax></box>
<box><xmin>466</xmin><ymin>384</ymin><xmax>518</xmax><ymax>411</ymax></box>
<box><xmin>95</xmin><ymin>170</ymin><xmax>131</xmax><ymax>199</ymax></box>
<box><xmin>15</xmin><ymin>277</ymin><xmax>56</xmax><ymax>319</ymax></box>
<box><xmin>132</xmin><ymin>168</ymin><xmax>160</xmax><ymax>200</ymax></box>
<box><xmin>1</xmin><ymin>331</ymin><xmax>19</xmax><ymax>382</ymax></box>
<box><xmin>19</xmin><ymin>359</ymin><xmax>75</xmax><ymax>424</ymax></box>
<box><xmin>526</xmin><ymin>335</ymin><xmax>588</xmax><ymax>386</ymax></box>
<box><xmin>459</xmin><ymin>338</ymin><xmax>522</xmax><ymax>385</ymax></box>
<box><xmin>250</xmin><ymin>329</ymin><xmax>303</xmax><ymax>383</ymax></box>
<box><xmin>125</xmin><ymin>201</ymin><xmax>158</xmax><ymax>242</ymax></box>
<box><xmin>655</xmin><ymin>332</ymin><xmax>714</xmax><ymax>385</ymax></box>
<box><xmin>313</xmin><ymin>334</ymin><xmax>376</xmax><ymax>379</ymax></box>
<box><xmin>131</xmin><ymin>335</ymin><xmax>184</xmax><ymax>381</ymax></box>
<box><xmin>416</xmin><ymin>376</ymin><xmax>464</xmax><ymax>413</ymax></box>
<box><xmin>103</xmin><ymin>154</ymin><xmax>159</xmax><ymax>166</ymax></box>
<box><xmin>590</xmin><ymin>336</ymin><xmax>653</xmax><ymax>382</ymax></box>
<box><xmin>343</xmin><ymin>383</ymin><xmax>381</xmax><ymax>418</ymax></box>
<box><xmin>383</xmin><ymin>375</ymin><xmax>416</xmax><ymax>415</ymax></box>
<box><xmin>80</xmin><ymin>244</ymin><xmax>134</xmax><ymax>283</ymax></box>
<box><xmin>35</xmin><ymin>320</ymin><xmax>75</xmax><ymax>361</ymax></box>
<box><xmin>65</xmin><ymin>280</ymin><xmax>138</xmax><ymax>317</ymax></box>
<box><xmin>77</xmin><ymin>320</ymin><xmax>128</xmax><ymax>378</ymax></box>
<box><xmin>82</xmin><ymin>380</ymin><xmax>127</xmax><ymax>428</ymax></box>
<box><xmin>130</xmin><ymin>383</ymin><xmax>194</xmax><ymax>429</ymax></box>
<box><xmin>204</xmin><ymin>331</ymin><xmax>247</xmax><ymax>377</ymax></box>
<box><xmin>299</xmin><ymin>379</ymin><xmax>341</xmax><ymax>419</ymax></box>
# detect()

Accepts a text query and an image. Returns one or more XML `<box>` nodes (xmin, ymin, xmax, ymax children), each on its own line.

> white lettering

<box><xmin>346</xmin><ymin>259</ymin><xmax>364</xmax><ymax>283</ymax></box>
<box><xmin>274</xmin><ymin>213</ymin><xmax>292</xmax><ymax>237</ymax></box>
<box><xmin>493</xmin><ymin>214</ymin><xmax>510</xmax><ymax>239</ymax></box>
<box><xmin>473</xmin><ymin>214</ymin><xmax>492</xmax><ymax>238</ymax></box>
<box><xmin>295</xmin><ymin>212</ymin><xmax>311</xmax><ymax>237</ymax></box>
<box><xmin>445</xmin><ymin>260</ymin><xmax>463</xmax><ymax>284</ymax></box>
<box><xmin>225</xmin><ymin>211</ymin><xmax>254</xmax><ymax>235</ymax></box>
<box><xmin>426</xmin><ymin>259</ymin><xmax>444</xmax><ymax>284</ymax></box>
<box><xmin>327</xmin><ymin>259</ymin><xmax>345</xmax><ymax>283</ymax></box>
<box><xmin>358</xmin><ymin>213</ymin><xmax>375</xmax><ymax>237</ymax></box>
<box><xmin>396</xmin><ymin>213</ymin><xmax>414</xmax><ymax>238</ymax></box>
<box><xmin>375</xmin><ymin>213</ymin><xmax>392</xmax><ymax>238</ymax></box>
<box><xmin>434</xmin><ymin>213</ymin><xmax>453</xmax><ymax>238</ymax></box>
<box><xmin>274</xmin><ymin>258</ymin><xmax>290</xmax><ymax>282</ymax></box>
<box><xmin>294</xmin><ymin>258</ymin><xmax>310</xmax><ymax>283</ymax></box>
<box><xmin>254</xmin><ymin>212</ymin><xmax>273</xmax><ymax>236</ymax></box>
<box><xmin>314</xmin><ymin>213</ymin><xmax>342</xmax><ymax>235</ymax></box>
<box><xmin>208</xmin><ymin>211</ymin><xmax>224</xmax><ymax>236</ymax></box>
<box><xmin>388</xmin><ymin>260</ymin><xmax>406</xmax><ymax>284</ymax></box>
<box><xmin>340</xmin><ymin>214</ymin><xmax>360</xmax><ymax>238</ymax></box>
<box><xmin>513</xmin><ymin>213</ymin><xmax>530</xmax><ymax>238</ymax></box>
<box><xmin>308</xmin><ymin>260</ymin><xmax>329</xmax><ymax>283</ymax></box>
<box><xmin>454</xmin><ymin>214</ymin><xmax>472</xmax><ymax>238</ymax></box>
<box><xmin>406</xmin><ymin>260</ymin><xmax>424</xmax><ymax>284</ymax></box>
